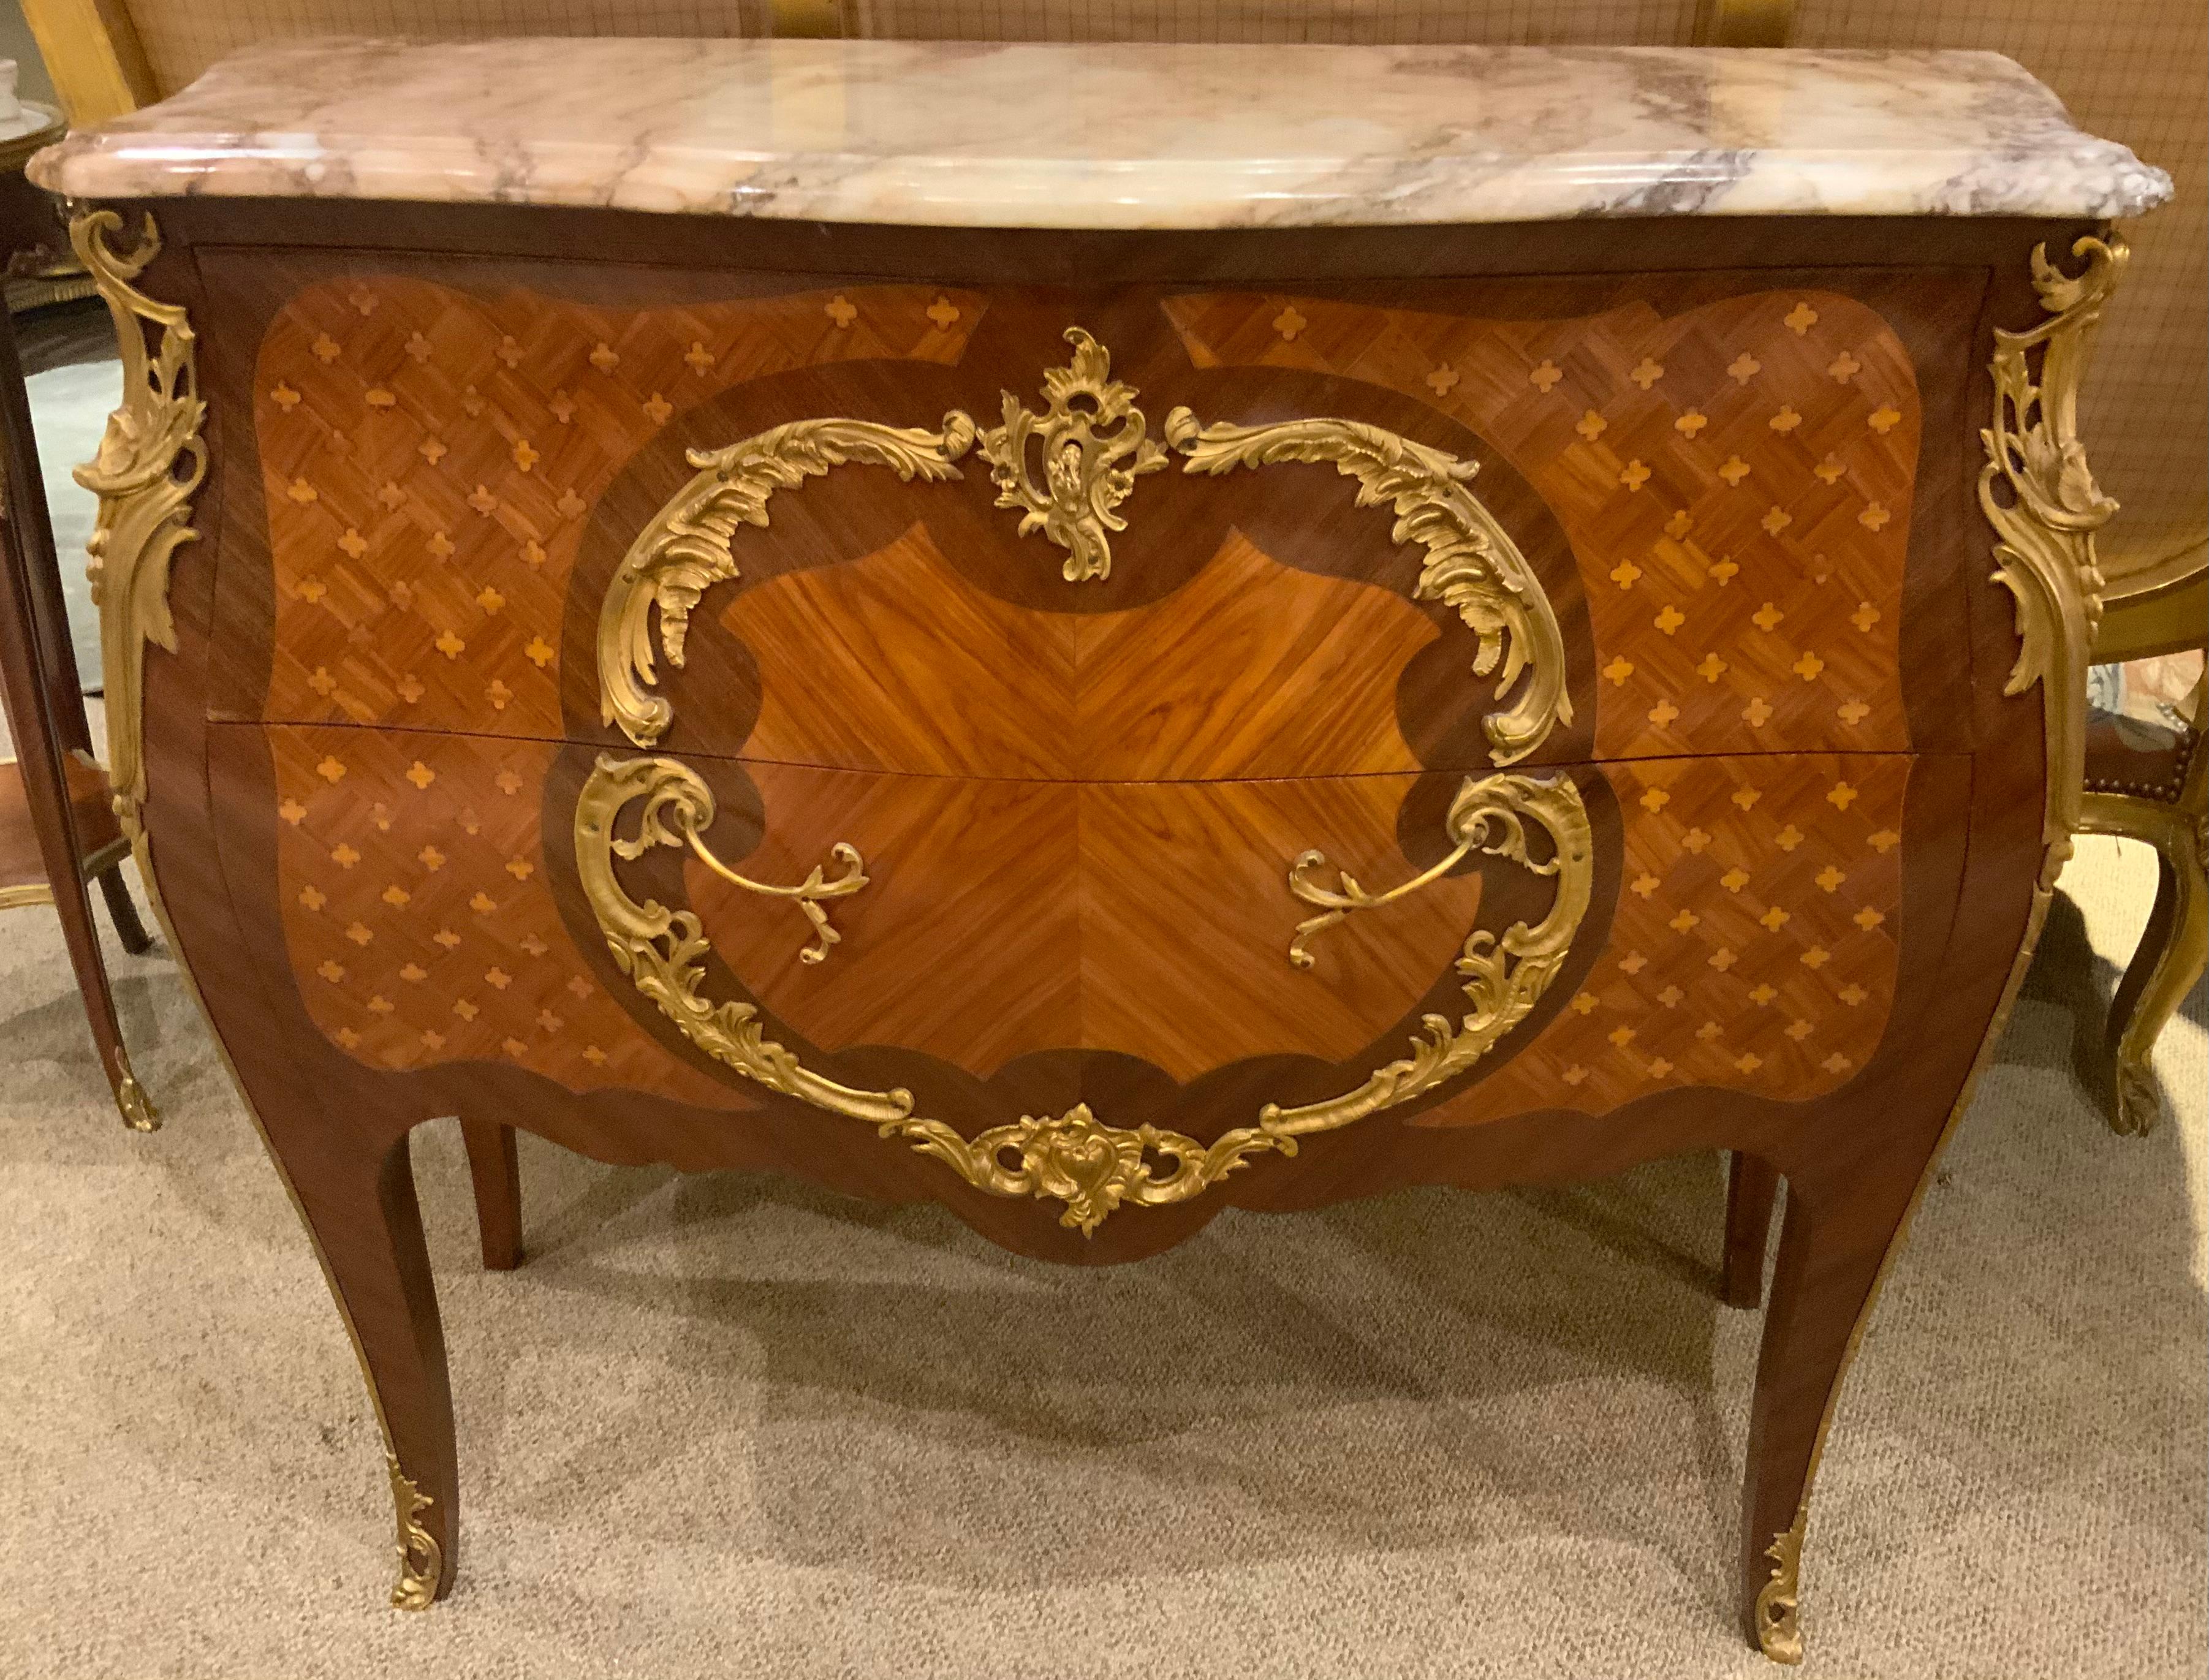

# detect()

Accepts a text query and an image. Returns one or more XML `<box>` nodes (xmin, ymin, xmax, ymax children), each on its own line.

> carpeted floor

<box><xmin>0</xmin><ymin>821</ymin><xmax>2201</xmax><ymax>1678</ymax></box>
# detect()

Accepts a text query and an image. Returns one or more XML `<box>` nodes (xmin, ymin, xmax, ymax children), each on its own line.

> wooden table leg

<box><xmin>1722</xmin><ymin>1151</ymin><xmax>1781</xmax><ymax>1309</ymax></box>
<box><xmin>460</xmin><ymin>1118</ymin><xmax>524</xmax><ymax>1271</ymax></box>
<box><xmin>1738</xmin><ymin>1140</ymin><xmax>1934</xmax><ymax>1663</ymax></box>
<box><xmin>260</xmin><ymin>1103</ymin><xmax>461</xmax><ymax>1608</ymax></box>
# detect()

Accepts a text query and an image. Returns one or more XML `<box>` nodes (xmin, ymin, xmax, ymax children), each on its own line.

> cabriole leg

<box><xmin>268</xmin><ymin>1116</ymin><xmax>460</xmax><ymax>1608</ymax></box>
<box><xmin>1738</xmin><ymin>1148</ymin><xmax>1928</xmax><ymax>1663</ymax></box>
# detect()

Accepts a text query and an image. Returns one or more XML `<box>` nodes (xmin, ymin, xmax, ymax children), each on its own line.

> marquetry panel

<box><xmin>724</xmin><ymin>525</ymin><xmax>1438</xmax><ymax>779</ymax></box>
<box><xmin>692</xmin><ymin>764</ymin><xmax>1485</xmax><ymax>1083</ymax></box>
<box><xmin>1438</xmin><ymin>753</ymin><xmax>1908</xmax><ymax>1122</ymax></box>
<box><xmin>253</xmin><ymin>278</ymin><xmax>984</xmax><ymax>736</ymax></box>
<box><xmin>256</xmin><ymin>279</ymin><xmax>1917</xmax><ymax>1117</ymax></box>
<box><xmin>1167</xmin><ymin>290</ymin><xmax>1919</xmax><ymax>761</ymax></box>
<box><xmin>267</xmin><ymin>724</ymin><xmax>753</xmax><ymax>1106</ymax></box>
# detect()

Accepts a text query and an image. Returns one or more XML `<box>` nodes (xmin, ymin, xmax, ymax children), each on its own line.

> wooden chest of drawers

<box><xmin>32</xmin><ymin>37</ymin><xmax>2169</xmax><ymax>1662</ymax></box>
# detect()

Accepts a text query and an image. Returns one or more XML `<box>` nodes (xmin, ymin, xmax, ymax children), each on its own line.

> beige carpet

<box><xmin>0</xmin><ymin>834</ymin><xmax>2201</xmax><ymax>1679</ymax></box>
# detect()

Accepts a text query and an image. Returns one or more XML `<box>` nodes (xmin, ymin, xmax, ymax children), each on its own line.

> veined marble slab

<box><xmin>29</xmin><ymin>37</ymin><xmax>2171</xmax><ymax>227</ymax></box>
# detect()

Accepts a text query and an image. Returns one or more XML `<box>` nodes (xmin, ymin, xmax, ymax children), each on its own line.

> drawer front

<box><xmin>270</xmin><ymin>725</ymin><xmax>1503</xmax><ymax>1086</ymax></box>
<box><xmin>232</xmin><ymin>262</ymin><xmax>1949</xmax><ymax>778</ymax></box>
<box><xmin>265</xmin><ymin>722</ymin><xmax>1909</xmax><ymax>1230</ymax></box>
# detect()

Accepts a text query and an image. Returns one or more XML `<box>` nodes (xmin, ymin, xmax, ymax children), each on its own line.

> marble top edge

<box><xmin>29</xmin><ymin>38</ymin><xmax>2173</xmax><ymax>229</ymax></box>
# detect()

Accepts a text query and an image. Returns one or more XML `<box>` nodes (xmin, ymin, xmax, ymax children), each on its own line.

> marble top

<box><xmin>29</xmin><ymin>38</ymin><xmax>2171</xmax><ymax>228</ymax></box>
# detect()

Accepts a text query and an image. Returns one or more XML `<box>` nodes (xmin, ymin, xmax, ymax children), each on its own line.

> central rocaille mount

<box><xmin>599</xmin><ymin>327</ymin><xmax>1572</xmax><ymax>759</ymax></box>
<box><xmin>582</xmin><ymin>328</ymin><xmax>1589</xmax><ymax>1232</ymax></box>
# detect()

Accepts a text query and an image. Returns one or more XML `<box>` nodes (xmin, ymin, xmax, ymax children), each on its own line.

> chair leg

<box><xmin>460</xmin><ymin>1118</ymin><xmax>524</xmax><ymax>1271</ymax></box>
<box><xmin>96</xmin><ymin>863</ymin><xmax>156</xmax><ymax>955</ymax></box>
<box><xmin>1721</xmin><ymin>1150</ymin><xmax>1780</xmax><ymax>1309</ymax></box>
<box><xmin>2081</xmin><ymin>790</ymin><xmax>2208</xmax><ymax>1136</ymax></box>
<box><xmin>2106</xmin><ymin>846</ymin><xmax>2207</xmax><ymax>1135</ymax></box>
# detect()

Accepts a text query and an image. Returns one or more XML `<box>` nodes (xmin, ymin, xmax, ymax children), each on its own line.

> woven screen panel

<box><xmin>1795</xmin><ymin>0</ymin><xmax>2206</xmax><ymax>577</ymax></box>
<box><xmin>128</xmin><ymin>1</ymin><xmax>1699</xmax><ymax>104</ymax></box>
<box><xmin>827</xmin><ymin>0</ymin><xmax>1700</xmax><ymax>43</ymax></box>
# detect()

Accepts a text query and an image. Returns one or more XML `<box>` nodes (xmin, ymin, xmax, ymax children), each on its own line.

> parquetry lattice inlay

<box><xmin>1167</xmin><ymin>290</ymin><xmax>1919</xmax><ymax>761</ymax></box>
<box><xmin>254</xmin><ymin>281</ymin><xmax>983</xmax><ymax>737</ymax></box>
<box><xmin>1441</xmin><ymin>753</ymin><xmax>1907</xmax><ymax>1119</ymax></box>
<box><xmin>271</xmin><ymin>724</ymin><xmax>755</xmax><ymax>1104</ymax></box>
